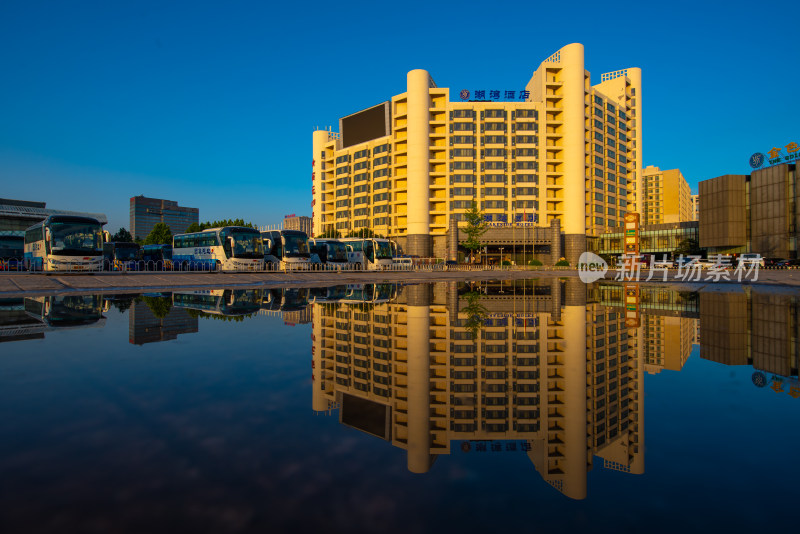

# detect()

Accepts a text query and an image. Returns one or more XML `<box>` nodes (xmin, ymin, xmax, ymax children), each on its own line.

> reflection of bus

<box><xmin>342</xmin><ymin>283</ymin><xmax>397</xmax><ymax>303</ymax></box>
<box><xmin>172</xmin><ymin>289</ymin><xmax>264</xmax><ymax>316</ymax></box>
<box><xmin>23</xmin><ymin>295</ymin><xmax>106</xmax><ymax>329</ymax></box>
<box><xmin>0</xmin><ymin>234</ymin><xmax>24</xmax><ymax>271</ymax></box>
<box><xmin>173</xmin><ymin>227</ymin><xmax>264</xmax><ymax>271</ymax></box>
<box><xmin>261</xmin><ymin>287</ymin><xmax>311</xmax><ymax>311</ymax></box>
<box><xmin>141</xmin><ymin>244</ymin><xmax>173</xmax><ymax>270</ymax></box>
<box><xmin>308</xmin><ymin>238</ymin><xmax>349</xmax><ymax>267</ymax></box>
<box><xmin>262</xmin><ymin>230</ymin><xmax>310</xmax><ymax>269</ymax></box>
<box><xmin>103</xmin><ymin>242</ymin><xmax>142</xmax><ymax>271</ymax></box>
<box><xmin>24</xmin><ymin>215</ymin><xmax>105</xmax><ymax>272</ymax></box>
<box><xmin>341</xmin><ymin>238</ymin><xmax>394</xmax><ymax>270</ymax></box>
<box><xmin>308</xmin><ymin>285</ymin><xmax>349</xmax><ymax>303</ymax></box>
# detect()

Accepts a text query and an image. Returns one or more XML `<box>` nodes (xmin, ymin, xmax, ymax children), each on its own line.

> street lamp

<box><xmin>499</xmin><ymin>246</ymin><xmax>504</xmax><ymax>265</ymax></box>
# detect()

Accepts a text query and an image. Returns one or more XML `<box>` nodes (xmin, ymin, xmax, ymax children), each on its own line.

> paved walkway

<box><xmin>2</xmin><ymin>268</ymin><xmax>800</xmax><ymax>297</ymax></box>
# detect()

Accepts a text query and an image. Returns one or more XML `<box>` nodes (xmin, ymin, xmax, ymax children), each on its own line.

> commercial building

<box><xmin>283</xmin><ymin>214</ymin><xmax>312</xmax><ymax>236</ymax></box>
<box><xmin>691</xmin><ymin>194</ymin><xmax>699</xmax><ymax>221</ymax></box>
<box><xmin>641</xmin><ymin>166</ymin><xmax>692</xmax><ymax>225</ymax></box>
<box><xmin>130</xmin><ymin>196</ymin><xmax>199</xmax><ymax>240</ymax></box>
<box><xmin>0</xmin><ymin>198</ymin><xmax>107</xmax><ymax>233</ymax></box>
<box><xmin>699</xmin><ymin>163</ymin><xmax>797</xmax><ymax>258</ymax></box>
<box><xmin>313</xmin><ymin>43</ymin><xmax>642</xmax><ymax>264</ymax></box>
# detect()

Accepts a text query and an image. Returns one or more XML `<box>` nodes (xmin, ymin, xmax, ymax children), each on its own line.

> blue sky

<box><xmin>1</xmin><ymin>0</ymin><xmax>797</xmax><ymax>233</ymax></box>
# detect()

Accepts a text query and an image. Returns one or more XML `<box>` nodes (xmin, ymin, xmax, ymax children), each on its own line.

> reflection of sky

<box><xmin>1</xmin><ymin>300</ymin><xmax>799</xmax><ymax>532</ymax></box>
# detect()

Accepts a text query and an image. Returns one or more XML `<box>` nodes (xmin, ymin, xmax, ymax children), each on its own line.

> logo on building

<box><xmin>577</xmin><ymin>252</ymin><xmax>608</xmax><ymax>284</ymax></box>
<box><xmin>459</xmin><ymin>89</ymin><xmax>471</xmax><ymax>100</ymax></box>
<box><xmin>749</xmin><ymin>152</ymin><xmax>765</xmax><ymax>169</ymax></box>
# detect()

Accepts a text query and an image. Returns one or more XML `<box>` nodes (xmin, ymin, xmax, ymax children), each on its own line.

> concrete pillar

<box><xmin>447</xmin><ymin>216</ymin><xmax>459</xmax><ymax>262</ymax></box>
<box><xmin>549</xmin><ymin>217</ymin><xmax>562</xmax><ymax>265</ymax></box>
<box><xmin>561</xmin><ymin>304</ymin><xmax>588</xmax><ymax>500</ymax></box>
<box><xmin>407</xmin><ymin>69</ymin><xmax>432</xmax><ymax>257</ymax></box>
<box><xmin>560</xmin><ymin>43</ymin><xmax>587</xmax><ymax>266</ymax></box>
<box><xmin>407</xmin><ymin>291</ymin><xmax>432</xmax><ymax>473</ymax></box>
<box><xmin>311</xmin><ymin>306</ymin><xmax>328</xmax><ymax>412</ymax></box>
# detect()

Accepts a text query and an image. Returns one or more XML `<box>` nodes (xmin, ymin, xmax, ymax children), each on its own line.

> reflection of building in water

<box><xmin>594</xmin><ymin>284</ymin><xmax>698</xmax><ymax>374</ymax></box>
<box><xmin>0</xmin><ymin>298</ymin><xmax>45</xmax><ymax>343</ymax></box>
<box><xmin>312</xmin><ymin>280</ymin><xmax>645</xmax><ymax>499</ymax></box>
<box><xmin>0</xmin><ymin>295</ymin><xmax>105</xmax><ymax>343</ymax></box>
<box><xmin>700</xmin><ymin>291</ymin><xmax>800</xmax><ymax>398</ymax></box>
<box><xmin>282</xmin><ymin>307</ymin><xmax>311</xmax><ymax>325</ymax></box>
<box><xmin>129</xmin><ymin>298</ymin><xmax>198</xmax><ymax>345</ymax></box>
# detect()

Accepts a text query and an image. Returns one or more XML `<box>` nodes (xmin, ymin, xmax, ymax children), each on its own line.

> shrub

<box><xmin>501</xmin><ymin>260</ymin><xmax>511</xmax><ymax>266</ymax></box>
<box><xmin>529</xmin><ymin>259</ymin><xmax>543</xmax><ymax>266</ymax></box>
<box><xmin>555</xmin><ymin>259</ymin><xmax>570</xmax><ymax>267</ymax></box>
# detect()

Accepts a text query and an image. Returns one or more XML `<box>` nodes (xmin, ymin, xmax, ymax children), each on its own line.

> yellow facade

<box><xmin>641</xmin><ymin>166</ymin><xmax>692</xmax><ymax>225</ymax></box>
<box><xmin>312</xmin><ymin>43</ymin><xmax>642</xmax><ymax>258</ymax></box>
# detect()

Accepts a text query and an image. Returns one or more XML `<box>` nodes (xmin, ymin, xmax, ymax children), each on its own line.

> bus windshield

<box><xmin>228</xmin><ymin>230</ymin><xmax>264</xmax><ymax>259</ymax></box>
<box><xmin>376</xmin><ymin>241</ymin><xmax>393</xmax><ymax>260</ymax></box>
<box><xmin>327</xmin><ymin>241</ymin><xmax>347</xmax><ymax>261</ymax></box>
<box><xmin>0</xmin><ymin>236</ymin><xmax>23</xmax><ymax>258</ymax></box>
<box><xmin>284</xmin><ymin>234</ymin><xmax>309</xmax><ymax>257</ymax></box>
<box><xmin>50</xmin><ymin>221</ymin><xmax>103</xmax><ymax>256</ymax></box>
<box><xmin>115</xmin><ymin>245</ymin><xmax>139</xmax><ymax>261</ymax></box>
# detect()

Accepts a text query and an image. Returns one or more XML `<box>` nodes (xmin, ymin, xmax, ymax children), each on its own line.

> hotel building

<box><xmin>312</xmin><ymin>43</ymin><xmax>641</xmax><ymax>264</ymax></box>
<box><xmin>130</xmin><ymin>195</ymin><xmax>199</xmax><ymax>240</ymax></box>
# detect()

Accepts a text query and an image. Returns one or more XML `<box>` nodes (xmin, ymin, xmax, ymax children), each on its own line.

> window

<box><xmin>354</xmin><ymin>149</ymin><xmax>369</xmax><ymax>159</ymax></box>
<box><xmin>353</xmin><ymin>160</ymin><xmax>369</xmax><ymax>171</ymax></box>
<box><xmin>484</xmin><ymin>148</ymin><xmax>505</xmax><ymax>157</ymax></box>
<box><xmin>353</xmin><ymin>196</ymin><xmax>369</xmax><ymax>205</ymax></box>
<box><xmin>373</xmin><ymin>155</ymin><xmax>389</xmax><ymax>166</ymax></box>
<box><xmin>485</xmin><ymin>109</ymin><xmax>506</xmax><ymax>118</ymax></box>
<box><xmin>594</xmin><ymin>95</ymin><xmax>603</xmax><ymax>105</ymax></box>
<box><xmin>484</xmin><ymin>122</ymin><xmax>506</xmax><ymax>131</ymax></box>
<box><xmin>485</xmin><ymin>135</ymin><xmax>507</xmax><ymax>144</ymax></box>
<box><xmin>607</xmin><ymin>126</ymin><xmax>616</xmax><ymax>135</ymax></box>
<box><xmin>335</xmin><ymin>176</ymin><xmax>350</xmax><ymax>186</ymax></box>
<box><xmin>373</xmin><ymin>180</ymin><xmax>389</xmax><ymax>190</ymax></box>
<box><xmin>354</xmin><ymin>184</ymin><xmax>368</xmax><ymax>194</ymax></box>
<box><xmin>595</xmin><ymin>216</ymin><xmax>604</xmax><ymax>225</ymax></box>
<box><xmin>515</xmin><ymin>135</ymin><xmax>537</xmax><ymax>144</ymax></box>
<box><xmin>336</xmin><ymin>165</ymin><xmax>350</xmax><ymax>175</ymax></box>
<box><xmin>594</xmin><ymin>107</ymin><xmax>603</xmax><ymax>117</ymax></box>
<box><xmin>516</xmin><ymin>109</ymin><xmax>537</xmax><ymax>118</ymax></box>
<box><xmin>594</xmin><ymin>155</ymin><xmax>603</xmax><ymax>165</ymax></box>
<box><xmin>595</xmin><ymin>192</ymin><xmax>604</xmax><ymax>201</ymax></box>
<box><xmin>373</xmin><ymin>168</ymin><xmax>390</xmax><ymax>178</ymax></box>
<box><xmin>451</xmin><ymin>148</ymin><xmax>476</xmax><ymax>158</ymax></box>
<box><xmin>452</xmin><ymin>135</ymin><xmax>475</xmax><ymax>144</ymax></box>
<box><xmin>453</xmin><ymin>122</ymin><xmax>475</xmax><ymax>131</ymax></box>
<box><xmin>484</xmin><ymin>187</ymin><xmax>506</xmax><ymax>196</ymax></box>
<box><xmin>483</xmin><ymin>174</ymin><xmax>506</xmax><ymax>184</ymax></box>
<box><xmin>452</xmin><ymin>109</ymin><xmax>475</xmax><ymax>118</ymax></box>
<box><xmin>452</xmin><ymin>174</ymin><xmax>475</xmax><ymax>183</ymax></box>
<box><xmin>373</xmin><ymin>192</ymin><xmax>390</xmax><ymax>202</ymax></box>
<box><xmin>516</xmin><ymin>122</ymin><xmax>537</xmax><ymax>131</ymax></box>
<box><xmin>516</xmin><ymin>161</ymin><xmax>537</xmax><ymax>170</ymax></box>
<box><xmin>373</xmin><ymin>144</ymin><xmax>390</xmax><ymax>155</ymax></box>
<box><xmin>595</xmin><ymin>179</ymin><xmax>603</xmax><ymax>189</ymax></box>
<box><xmin>516</xmin><ymin>174</ymin><xmax>538</xmax><ymax>183</ymax></box>
<box><xmin>335</xmin><ymin>199</ymin><xmax>349</xmax><ymax>208</ymax></box>
<box><xmin>515</xmin><ymin>148</ymin><xmax>537</xmax><ymax>157</ymax></box>
<box><xmin>594</xmin><ymin>132</ymin><xmax>603</xmax><ymax>141</ymax></box>
<box><xmin>336</xmin><ymin>155</ymin><xmax>349</xmax><ymax>164</ymax></box>
<box><xmin>594</xmin><ymin>119</ymin><xmax>603</xmax><ymax>130</ymax></box>
<box><xmin>354</xmin><ymin>172</ymin><xmax>368</xmax><ymax>182</ymax></box>
<box><xmin>594</xmin><ymin>168</ymin><xmax>603</xmax><ymax>177</ymax></box>
<box><xmin>353</xmin><ymin>207</ymin><xmax>368</xmax><ymax>217</ymax></box>
<box><xmin>606</xmin><ymin>149</ymin><xmax>616</xmax><ymax>159</ymax></box>
<box><xmin>373</xmin><ymin>204</ymin><xmax>390</xmax><ymax>214</ymax></box>
<box><xmin>451</xmin><ymin>187</ymin><xmax>474</xmax><ymax>196</ymax></box>
<box><xmin>452</xmin><ymin>161</ymin><xmax>475</xmax><ymax>170</ymax></box>
<box><xmin>516</xmin><ymin>187</ymin><xmax>538</xmax><ymax>196</ymax></box>
<box><xmin>485</xmin><ymin>160</ymin><xmax>505</xmax><ymax>170</ymax></box>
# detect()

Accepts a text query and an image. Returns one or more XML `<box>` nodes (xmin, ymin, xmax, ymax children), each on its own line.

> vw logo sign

<box><xmin>459</xmin><ymin>89</ymin><xmax>470</xmax><ymax>100</ymax></box>
<box><xmin>749</xmin><ymin>152</ymin><xmax>765</xmax><ymax>169</ymax></box>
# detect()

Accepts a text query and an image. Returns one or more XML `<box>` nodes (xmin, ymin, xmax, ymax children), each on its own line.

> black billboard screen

<box><xmin>340</xmin><ymin>102</ymin><xmax>389</xmax><ymax>149</ymax></box>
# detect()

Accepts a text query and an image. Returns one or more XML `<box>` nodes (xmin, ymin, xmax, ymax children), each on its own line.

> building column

<box><xmin>561</xmin><ymin>304</ymin><xmax>588</xmax><ymax>500</ymax></box>
<box><xmin>406</xmin><ymin>284</ymin><xmax>433</xmax><ymax>473</ymax></box>
<box><xmin>312</xmin><ymin>131</ymin><xmax>330</xmax><ymax>238</ymax></box>
<box><xmin>549</xmin><ymin>217</ymin><xmax>562</xmax><ymax>265</ymax></box>
<box><xmin>561</xmin><ymin>43</ymin><xmax>587</xmax><ymax>267</ymax></box>
<box><xmin>406</xmin><ymin>69</ymin><xmax>432</xmax><ymax>257</ymax></box>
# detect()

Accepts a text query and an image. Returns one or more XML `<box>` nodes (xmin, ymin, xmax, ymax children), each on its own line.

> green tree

<box><xmin>462</xmin><ymin>290</ymin><xmax>488</xmax><ymax>339</ymax></box>
<box><xmin>189</xmin><ymin>219</ymin><xmax>255</xmax><ymax>232</ymax></box>
<box><xmin>137</xmin><ymin>295</ymin><xmax>172</xmax><ymax>319</ymax></box>
<box><xmin>185</xmin><ymin>222</ymin><xmax>202</xmax><ymax>233</ymax></box>
<box><xmin>111</xmin><ymin>227</ymin><xmax>133</xmax><ymax>242</ymax></box>
<box><xmin>144</xmin><ymin>222</ymin><xmax>173</xmax><ymax>245</ymax></box>
<box><xmin>673</xmin><ymin>238</ymin><xmax>703</xmax><ymax>258</ymax></box>
<box><xmin>346</xmin><ymin>228</ymin><xmax>384</xmax><ymax>239</ymax></box>
<box><xmin>317</xmin><ymin>228</ymin><xmax>340</xmax><ymax>238</ymax></box>
<box><xmin>462</xmin><ymin>202</ymin><xmax>488</xmax><ymax>264</ymax></box>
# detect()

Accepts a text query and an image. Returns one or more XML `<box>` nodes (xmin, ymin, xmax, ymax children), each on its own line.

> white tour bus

<box><xmin>340</xmin><ymin>238</ymin><xmax>394</xmax><ymax>270</ymax></box>
<box><xmin>172</xmin><ymin>289</ymin><xmax>264</xmax><ymax>316</ymax></box>
<box><xmin>172</xmin><ymin>227</ymin><xmax>264</xmax><ymax>271</ymax></box>
<box><xmin>262</xmin><ymin>230</ymin><xmax>310</xmax><ymax>269</ymax></box>
<box><xmin>24</xmin><ymin>215</ymin><xmax>105</xmax><ymax>272</ymax></box>
<box><xmin>308</xmin><ymin>238</ymin><xmax>350</xmax><ymax>268</ymax></box>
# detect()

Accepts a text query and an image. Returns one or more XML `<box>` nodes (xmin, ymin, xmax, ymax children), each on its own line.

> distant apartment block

<box><xmin>283</xmin><ymin>214</ymin><xmax>312</xmax><ymax>236</ymax></box>
<box><xmin>691</xmin><ymin>194</ymin><xmax>699</xmax><ymax>222</ymax></box>
<box><xmin>641</xmin><ymin>166</ymin><xmax>692</xmax><ymax>225</ymax></box>
<box><xmin>130</xmin><ymin>196</ymin><xmax>199</xmax><ymax>240</ymax></box>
